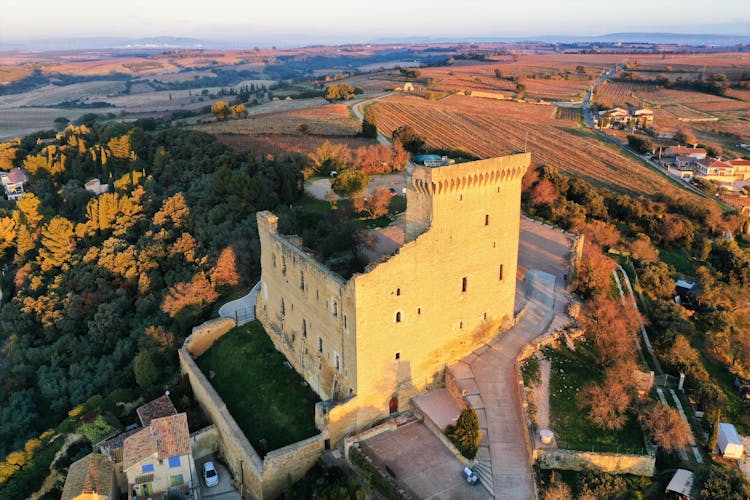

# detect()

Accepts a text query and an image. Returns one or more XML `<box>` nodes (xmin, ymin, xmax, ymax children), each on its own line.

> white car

<box><xmin>203</xmin><ymin>461</ymin><xmax>219</xmax><ymax>488</ymax></box>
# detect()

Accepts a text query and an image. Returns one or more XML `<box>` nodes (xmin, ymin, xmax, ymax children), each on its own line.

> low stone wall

<box><xmin>411</xmin><ymin>404</ymin><xmax>475</xmax><ymax>468</ymax></box>
<box><xmin>537</xmin><ymin>448</ymin><xmax>655</xmax><ymax>476</ymax></box>
<box><xmin>190</xmin><ymin>425</ymin><xmax>219</xmax><ymax>460</ymax></box>
<box><xmin>183</xmin><ymin>317</ymin><xmax>236</xmax><ymax>357</ymax></box>
<box><xmin>181</xmin><ymin>347</ymin><xmax>326</xmax><ymax>498</ymax></box>
<box><xmin>262</xmin><ymin>433</ymin><xmax>327</xmax><ymax>498</ymax></box>
<box><xmin>444</xmin><ymin>369</ymin><xmax>469</xmax><ymax>409</ymax></box>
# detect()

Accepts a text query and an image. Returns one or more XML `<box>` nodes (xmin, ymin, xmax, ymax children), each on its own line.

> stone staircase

<box><xmin>447</xmin><ymin>361</ymin><xmax>495</xmax><ymax>498</ymax></box>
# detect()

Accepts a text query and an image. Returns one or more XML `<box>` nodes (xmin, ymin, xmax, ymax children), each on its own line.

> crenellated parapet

<box><xmin>410</xmin><ymin>153</ymin><xmax>530</xmax><ymax>196</ymax></box>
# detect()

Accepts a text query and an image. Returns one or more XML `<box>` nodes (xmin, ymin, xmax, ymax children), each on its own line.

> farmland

<box><xmin>374</xmin><ymin>93</ymin><xmax>695</xmax><ymax>198</ymax></box>
<box><xmin>194</xmin><ymin>102</ymin><xmax>372</xmax><ymax>156</ymax></box>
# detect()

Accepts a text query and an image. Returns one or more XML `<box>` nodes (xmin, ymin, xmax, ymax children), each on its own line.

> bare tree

<box><xmin>639</xmin><ymin>403</ymin><xmax>690</xmax><ymax>452</ymax></box>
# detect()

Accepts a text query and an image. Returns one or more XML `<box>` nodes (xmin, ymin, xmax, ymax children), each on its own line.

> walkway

<box><xmin>218</xmin><ymin>282</ymin><xmax>259</xmax><ymax>326</ymax></box>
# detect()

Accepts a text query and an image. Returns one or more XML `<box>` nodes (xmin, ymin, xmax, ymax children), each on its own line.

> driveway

<box><xmin>351</xmin><ymin>94</ymin><xmax>394</xmax><ymax>145</ymax></box>
<box><xmin>195</xmin><ymin>455</ymin><xmax>241</xmax><ymax>500</ymax></box>
<box><xmin>305</xmin><ymin>172</ymin><xmax>406</xmax><ymax>201</ymax></box>
<box><xmin>359</xmin><ymin>420</ymin><xmax>489</xmax><ymax>500</ymax></box>
<box><xmin>449</xmin><ymin>219</ymin><xmax>574</xmax><ymax>499</ymax></box>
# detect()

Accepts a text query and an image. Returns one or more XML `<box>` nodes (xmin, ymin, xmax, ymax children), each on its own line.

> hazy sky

<box><xmin>2</xmin><ymin>0</ymin><xmax>749</xmax><ymax>43</ymax></box>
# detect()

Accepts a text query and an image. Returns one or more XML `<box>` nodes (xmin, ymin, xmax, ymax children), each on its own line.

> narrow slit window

<box><xmin>499</xmin><ymin>264</ymin><xmax>504</xmax><ymax>281</ymax></box>
<box><xmin>395</xmin><ymin>311</ymin><xmax>402</xmax><ymax>323</ymax></box>
<box><xmin>462</xmin><ymin>276</ymin><xmax>468</xmax><ymax>293</ymax></box>
<box><xmin>318</xmin><ymin>337</ymin><xmax>323</xmax><ymax>354</ymax></box>
<box><xmin>302</xmin><ymin>319</ymin><xmax>307</xmax><ymax>338</ymax></box>
<box><xmin>300</xmin><ymin>271</ymin><xmax>305</xmax><ymax>291</ymax></box>
<box><xmin>396</xmin><ymin>288</ymin><xmax>401</xmax><ymax>296</ymax></box>
<box><xmin>395</xmin><ymin>352</ymin><xmax>400</xmax><ymax>360</ymax></box>
<box><xmin>417</xmin><ymin>307</ymin><xmax>422</xmax><ymax>315</ymax></box>
<box><xmin>280</xmin><ymin>299</ymin><xmax>285</xmax><ymax>316</ymax></box>
<box><xmin>485</xmin><ymin>214</ymin><xmax>489</xmax><ymax>226</ymax></box>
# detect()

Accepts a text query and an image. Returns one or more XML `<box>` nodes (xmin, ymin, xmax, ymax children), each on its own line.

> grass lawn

<box><xmin>196</xmin><ymin>321</ymin><xmax>320</xmax><ymax>453</ymax></box>
<box><xmin>545</xmin><ymin>343</ymin><xmax>648</xmax><ymax>454</ymax></box>
<box><xmin>658</xmin><ymin>247</ymin><xmax>695</xmax><ymax>275</ymax></box>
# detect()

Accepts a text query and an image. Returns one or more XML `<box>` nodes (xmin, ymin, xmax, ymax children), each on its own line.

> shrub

<box><xmin>446</xmin><ymin>408</ymin><xmax>482</xmax><ymax>459</ymax></box>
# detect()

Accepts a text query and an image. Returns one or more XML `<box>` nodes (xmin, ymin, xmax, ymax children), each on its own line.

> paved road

<box><xmin>581</xmin><ymin>65</ymin><xmax>621</xmax><ymax>127</ymax></box>
<box><xmin>351</xmin><ymin>93</ymin><xmax>394</xmax><ymax>145</ymax></box>
<box><xmin>450</xmin><ymin>219</ymin><xmax>573</xmax><ymax>499</ymax></box>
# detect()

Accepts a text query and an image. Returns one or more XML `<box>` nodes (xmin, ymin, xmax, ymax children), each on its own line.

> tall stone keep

<box><xmin>256</xmin><ymin>153</ymin><xmax>530</xmax><ymax>443</ymax></box>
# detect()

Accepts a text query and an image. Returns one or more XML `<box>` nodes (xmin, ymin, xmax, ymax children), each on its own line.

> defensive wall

<box><xmin>257</xmin><ymin>154</ymin><xmax>531</xmax><ymax>446</ymax></box>
<box><xmin>180</xmin><ymin>322</ymin><xmax>326</xmax><ymax>499</ymax></box>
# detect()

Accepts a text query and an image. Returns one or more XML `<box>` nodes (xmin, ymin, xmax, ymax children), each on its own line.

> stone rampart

<box><xmin>262</xmin><ymin>433</ymin><xmax>327</xmax><ymax>497</ymax></box>
<box><xmin>536</xmin><ymin>448</ymin><xmax>655</xmax><ymax>476</ymax></box>
<box><xmin>190</xmin><ymin>425</ymin><xmax>219</xmax><ymax>460</ymax></box>
<box><xmin>184</xmin><ymin>317</ymin><xmax>236</xmax><ymax>357</ymax></box>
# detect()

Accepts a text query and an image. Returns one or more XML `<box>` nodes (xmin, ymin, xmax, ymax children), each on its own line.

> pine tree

<box><xmin>39</xmin><ymin>216</ymin><xmax>76</xmax><ymax>271</ymax></box>
<box><xmin>133</xmin><ymin>351</ymin><xmax>158</xmax><ymax>389</ymax></box>
<box><xmin>362</xmin><ymin>106</ymin><xmax>378</xmax><ymax>138</ymax></box>
<box><xmin>708</xmin><ymin>411</ymin><xmax>721</xmax><ymax>454</ymax></box>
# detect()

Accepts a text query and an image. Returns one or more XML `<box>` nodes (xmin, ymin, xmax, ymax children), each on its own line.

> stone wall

<box><xmin>262</xmin><ymin>433</ymin><xmax>327</xmax><ymax>497</ymax></box>
<box><xmin>190</xmin><ymin>425</ymin><xmax>219</xmax><ymax>460</ymax></box>
<box><xmin>537</xmin><ymin>448</ymin><xmax>655</xmax><ymax>476</ymax></box>
<box><xmin>184</xmin><ymin>317</ymin><xmax>236</xmax><ymax>357</ymax></box>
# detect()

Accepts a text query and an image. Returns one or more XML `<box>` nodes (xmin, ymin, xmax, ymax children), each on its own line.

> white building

<box><xmin>0</xmin><ymin>167</ymin><xmax>28</xmax><ymax>201</ymax></box>
<box><xmin>718</xmin><ymin>422</ymin><xmax>744</xmax><ymax>459</ymax></box>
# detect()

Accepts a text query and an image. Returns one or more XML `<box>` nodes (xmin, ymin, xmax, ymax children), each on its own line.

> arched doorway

<box><xmin>389</xmin><ymin>396</ymin><xmax>398</xmax><ymax>414</ymax></box>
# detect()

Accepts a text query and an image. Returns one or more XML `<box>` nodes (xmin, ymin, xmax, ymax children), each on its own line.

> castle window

<box><xmin>462</xmin><ymin>276</ymin><xmax>468</xmax><ymax>293</ymax></box>
<box><xmin>332</xmin><ymin>300</ymin><xmax>338</xmax><ymax>318</ymax></box>
<box><xmin>459</xmin><ymin>194</ymin><xmax>463</xmax><ymax>201</ymax></box>
<box><xmin>272</xmin><ymin>253</ymin><xmax>277</xmax><ymax>267</ymax></box>
<box><xmin>302</xmin><ymin>319</ymin><xmax>307</xmax><ymax>338</ymax></box>
<box><xmin>281</xmin><ymin>256</ymin><xmax>287</xmax><ymax>276</ymax></box>
<box><xmin>318</xmin><ymin>337</ymin><xmax>323</xmax><ymax>354</ymax></box>
<box><xmin>499</xmin><ymin>264</ymin><xmax>504</xmax><ymax>281</ymax></box>
<box><xmin>280</xmin><ymin>299</ymin><xmax>285</xmax><ymax>317</ymax></box>
<box><xmin>344</xmin><ymin>315</ymin><xmax>348</xmax><ymax>330</ymax></box>
<box><xmin>460</xmin><ymin>321</ymin><xmax>463</xmax><ymax>329</ymax></box>
<box><xmin>396</xmin><ymin>288</ymin><xmax>401</xmax><ymax>296</ymax></box>
<box><xmin>335</xmin><ymin>354</ymin><xmax>340</xmax><ymax>371</ymax></box>
<box><xmin>395</xmin><ymin>352</ymin><xmax>400</xmax><ymax>360</ymax></box>
<box><xmin>484</xmin><ymin>312</ymin><xmax>487</xmax><ymax>320</ymax></box>
<box><xmin>417</xmin><ymin>307</ymin><xmax>422</xmax><ymax>315</ymax></box>
<box><xmin>300</xmin><ymin>271</ymin><xmax>305</xmax><ymax>291</ymax></box>
<box><xmin>395</xmin><ymin>311</ymin><xmax>402</xmax><ymax>323</ymax></box>
<box><xmin>485</xmin><ymin>214</ymin><xmax>490</xmax><ymax>226</ymax></box>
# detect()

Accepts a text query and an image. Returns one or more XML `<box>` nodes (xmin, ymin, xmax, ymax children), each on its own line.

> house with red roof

<box><xmin>694</xmin><ymin>158</ymin><xmax>735</xmax><ymax>182</ymax></box>
<box><xmin>0</xmin><ymin>167</ymin><xmax>28</xmax><ymax>201</ymax></box>
<box><xmin>664</xmin><ymin>146</ymin><xmax>707</xmax><ymax>160</ymax></box>
<box><xmin>123</xmin><ymin>412</ymin><xmax>195</xmax><ymax>498</ymax></box>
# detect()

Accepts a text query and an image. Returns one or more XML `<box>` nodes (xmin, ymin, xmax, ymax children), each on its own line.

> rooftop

<box><xmin>411</xmin><ymin>154</ymin><xmax>452</xmax><ymax>167</ymax></box>
<box><xmin>136</xmin><ymin>394</ymin><xmax>177</xmax><ymax>427</ymax></box>
<box><xmin>122</xmin><ymin>412</ymin><xmax>190</xmax><ymax>471</ymax></box>
<box><xmin>665</xmin><ymin>469</ymin><xmax>694</xmax><ymax>498</ymax></box>
<box><xmin>61</xmin><ymin>453</ymin><xmax>114</xmax><ymax>500</ymax></box>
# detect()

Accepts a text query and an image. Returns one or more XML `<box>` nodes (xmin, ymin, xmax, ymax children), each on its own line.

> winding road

<box><xmin>351</xmin><ymin>93</ymin><xmax>394</xmax><ymax>145</ymax></box>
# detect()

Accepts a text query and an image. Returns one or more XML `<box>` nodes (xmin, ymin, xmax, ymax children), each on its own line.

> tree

<box><xmin>574</xmin><ymin>243</ymin><xmax>618</xmax><ymax>299</ymax></box>
<box><xmin>675</xmin><ymin>127</ymin><xmax>697</xmax><ymax>146</ymax></box>
<box><xmin>353</xmin><ymin>186</ymin><xmax>391</xmax><ymax>219</ymax></box>
<box><xmin>307</xmin><ymin>141</ymin><xmax>351</xmax><ymax>177</ymax></box>
<box><xmin>639</xmin><ymin>403</ymin><xmax>690</xmax><ymax>452</ymax></box>
<box><xmin>324</xmin><ymin>84</ymin><xmax>360</xmax><ymax>101</ymax></box>
<box><xmin>627</xmin><ymin>135</ymin><xmax>654</xmax><ymax>154</ymax></box>
<box><xmin>392</xmin><ymin>125</ymin><xmax>424</xmax><ymax>154</ymax></box>
<box><xmin>639</xmin><ymin>261</ymin><xmax>676</xmax><ymax>300</ymax></box>
<box><xmin>577</xmin><ymin>364</ymin><xmax>634</xmax><ymax>430</ymax></box>
<box><xmin>581</xmin><ymin>220</ymin><xmax>620</xmax><ymax>248</ymax></box>
<box><xmin>161</xmin><ymin>272</ymin><xmax>219</xmax><ymax>317</ymax></box>
<box><xmin>38</xmin><ymin>216</ymin><xmax>76</xmax><ymax>271</ymax></box>
<box><xmin>296</xmin><ymin>123</ymin><xmax>310</xmax><ymax>135</ymax></box>
<box><xmin>362</xmin><ymin>106</ymin><xmax>378</xmax><ymax>138</ymax></box>
<box><xmin>707</xmin><ymin>411</ymin><xmax>720</xmax><ymax>453</ymax></box>
<box><xmin>580</xmin><ymin>295</ymin><xmax>639</xmax><ymax>365</ymax></box>
<box><xmin>211</xmin><ymin>247</ymin><xmax>240</xmax><ymax>287</ymax></box>
<box><xmin>445</xmin><ymin>408</ymin><xmax>482</xmax><ymax>459</ymax></box>
<box><xmin>231</xmin><ymin>104</ymin><xmax>248</xmax><ymax>118</ymax></box>
<box><xmin>330</xmin><ymin>169</ymin><xmax>369</xmax><ymax>198</ymax></box>
<box><xmin>698</xmin><ymin>463</ymin><xmax>750</xmax><ymax>500</ymax></box>
<box><xmin>0</xmin><ymin>217</ymin><xmax>17</xmax><ymax>258</ymax></box>
<box><xmin>153</xmin><ymin>192</ymin><xmax>190</xmax><ymax>229</ymax></box>
<box><xmin>529</xmin><ymin>179</ymin><xmax>559</xmax><ymax>207</ymax></box>
<box><xmin>353</xmin><ymin>144</ymin><xmax>392</xmax><ymax>174</ymax></box>
<box><xmin>133</xmin><ymin>351</ymin><xmax>158</xmax><ymax>389</ymax></box>
<box><xmin>391</xmin><ymin>141</ymin><xmax>409</xmax><ymax>171</ymax></box>
<box><xmin>211</xmin><ymin>100</ymin><xmax>231</xmax><ymax>121</ymax></box>
<box><xmin>628</xmin><ymin>234</ymin><xmax>659</xmax><ymax>263</ymax></box>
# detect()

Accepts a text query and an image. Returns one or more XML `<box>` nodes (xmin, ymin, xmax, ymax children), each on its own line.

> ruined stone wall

<box><xmin>537</xmin><ymin>448</ymin><xmax>655</xmax><ymax>476</ymax></box>
<box><xmin>190</xmin><ymin>425</ymin><xmax>219</xmax><ymax>460</ymax></box>
<box><xmin>183</xmin><ymin>317</ymin><xmax>236</xmax><ymax>357</ymax></box>
<box><xmin>255</xmin><ymin>212</ymin><xmax>357</xmax><ymax>401</ymax></box>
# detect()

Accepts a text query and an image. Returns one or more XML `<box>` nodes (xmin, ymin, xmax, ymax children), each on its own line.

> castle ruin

<box><xmin>255</xmin><ymin>152</ymin><xmax>530</xmax><ymax>444</ymax></box>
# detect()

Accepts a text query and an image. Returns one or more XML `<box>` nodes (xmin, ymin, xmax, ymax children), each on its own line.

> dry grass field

<box><xmin>374</xmin><ymin>93</ymin><xmax>693</xmax><ymax>197</ymax></box>
<box><xmin>195</xmin><ymin>101</ymin><xmax>370</xmax><ymax>156</ymax></box>
<box><xmin>0</xmin><ymin>81</ymin><xmax>125</xmax><ymax>107</ymax></box>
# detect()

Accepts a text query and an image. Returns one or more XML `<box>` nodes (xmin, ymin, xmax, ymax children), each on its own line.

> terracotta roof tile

<box><xmin>151</xmin><ymin>413</ymin><xmax>191</xmax><ymax>459</ymax></box>
<box><xmin>61</xmin><ymin>453</ymin><xmax>114</xmax><ymax>500</ymax></box>
<box><xmin>136</xmin><ymin>395</ymin><xmax>177</xmax><ymax>427</ymax></box>
<box><xmin>123</xmin><ymin>428</ymin><xmax>157</xmax><ymax>471</ymax></box>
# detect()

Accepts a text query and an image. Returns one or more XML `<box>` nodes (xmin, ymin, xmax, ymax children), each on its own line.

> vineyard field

<box><xmin>555</xmin><ymin>107</ymin><xmax>582</xmax><ymax>121</ymax></box>
<box><xmin>374</xmin><ymin>94</ymin><xmax>696</xmax><ymax>198</ymax></box>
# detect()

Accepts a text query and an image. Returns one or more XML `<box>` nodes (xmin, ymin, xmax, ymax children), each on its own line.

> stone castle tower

<box><xmin>255</xmin><ymin>152</ymin><xmax>530</xmax><ymax>442</ymax></box>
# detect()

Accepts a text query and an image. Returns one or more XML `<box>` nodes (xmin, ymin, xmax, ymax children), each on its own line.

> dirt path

<box><xmin>534</xmin><ymin>359</ymin><xmax>552</xmax><ymax>430</ymax></box>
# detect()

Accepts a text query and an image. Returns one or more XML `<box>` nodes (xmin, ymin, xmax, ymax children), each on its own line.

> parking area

<box><xmin>195</xmin><ymin>455</ymin><xmax>242</xmax><ymax>500</ymax></box>
<box><xmin>359</xmin><ymin>420</ymin><xmax>489</xmax><ymax>500</ymax></box>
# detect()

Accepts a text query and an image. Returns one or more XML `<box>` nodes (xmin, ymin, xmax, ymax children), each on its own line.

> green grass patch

<box><xmin>658</xmin><ymin>247</ymin><xmax>695</xmax><ymax>275</ymax></box>
<box><xmin>545</xmin><ymin>344</ymin><xmax>648</xmax><ymax>454</ymax></box>
<box><xmin>196</xmin><ymin>321</ymin><xmax>320</xmax><ymax>453</ymax></box>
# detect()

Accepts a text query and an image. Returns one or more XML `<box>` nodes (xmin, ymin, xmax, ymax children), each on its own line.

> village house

<box><xmin>598</xmin><ymin>106</ymin><xmax>654</xmax><ymax>129</ymax></box>
<box><xmin>122</xmin><ymin>411</ymin><xmax>195</xmax><ymax>498</ymax></box>
<box><xmin>694</xmin><ymin>158</ymin><xmax>735</xmax><ymax>182</ymax></box>
<box><xmin>61</xmin><ymin>453</ymin><xmax>117</xmax><ymax>500</ymax></box>
<box><xmin>0</xmin><ymin>167</ymin><xmax>28</xmax><ymax>201</ymax></box>
<box><xmin>664</xmin><ymin>145</ymin><xmax>707</xmax><ymax>159</ymax></box>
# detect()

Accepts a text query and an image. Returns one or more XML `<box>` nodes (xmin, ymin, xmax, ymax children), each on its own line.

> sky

<box><xmin>1</xmin><ymin>0</ymin><xmax>749</xmax><ymax>45</ymax></box>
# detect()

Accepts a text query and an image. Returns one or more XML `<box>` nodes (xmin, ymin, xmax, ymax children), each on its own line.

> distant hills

<box><xmin>3</xmin><ymin>30</ymin><xmax>750</xmax><ymax>52</ymax></box>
